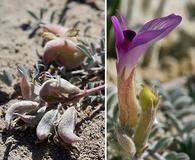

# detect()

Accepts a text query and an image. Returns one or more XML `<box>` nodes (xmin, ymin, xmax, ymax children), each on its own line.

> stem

<box><xmin>61</xmin><ymin>84</ymin><xmax>105</xmax><ymax>104</ymax></box>
<box><xmin>83</xmin><ymin>85</ymin><xmax>105</xmax><ymax>95</ymax></box>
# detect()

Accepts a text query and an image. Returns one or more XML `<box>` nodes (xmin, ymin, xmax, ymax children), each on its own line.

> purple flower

<box><xmin>111</xmin><ymin>13</ymin><xmax>182</xmax><ymax>78</ymax></box>
<box><xmin>112</xmin><ymin>13</ymin><xmax>182</xmax><ymax>128</ymax></box>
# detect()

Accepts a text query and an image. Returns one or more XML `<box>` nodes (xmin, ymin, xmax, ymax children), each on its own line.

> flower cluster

<box><xmin>5</xmin><ymin>23</ymin><xmax>104</xmax><ymax>145</ymax></box>
<box><xmin>6</xmin><ymin>74</ymin><xmax>104</xmax><ymax>144</ymax></box>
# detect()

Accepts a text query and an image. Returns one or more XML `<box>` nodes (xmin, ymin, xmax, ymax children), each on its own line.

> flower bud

<box><xmin>20</xmin><ymin>76</ymin><xmax>36</xmax><ymax>100</ymax></box>
<box><xmin>43</xmin><ymin>37</ymin><xmax>86</xmax><ymax>69</ymax></box>
<box><xmin>36</xmin><ymin>109</ymin><xmax>58</xmax><ymax>141</ymax></box>
<box><xmin>134</xmin><ymin>85</ymin><xmax>159</xmax><ymax>156</ymax></box>
<box><xmin>39</xmin><ymin>78</ymin><xmax>81</xmax><ymax>103</ymax></box>
<box><xmin>58</xmin><ymin>107</ymin><xmax>82</xmax><ymax>144</ymax></box>
<box><xmin>139</xmin><ymin>85</ymin><xmax>159</xmax><ymax>112</ymax></box>
<box><xmin>5</xmin><ymin>101</ymin><xmax>39</xmax><ymax>129</ymax></box>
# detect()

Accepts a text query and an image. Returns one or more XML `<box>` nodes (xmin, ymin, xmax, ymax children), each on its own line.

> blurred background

<box><xmin>107</xmin><ymin>0</ymin><xmax>195</xmax><ymax>160</ymax></box>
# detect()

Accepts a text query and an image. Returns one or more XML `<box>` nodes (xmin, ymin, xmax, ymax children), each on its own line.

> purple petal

<box><xmin>131</xmin><ymin>14</ymin><xmax>182</xmax><ymax>50</ymax></box>
<box><xmin>138</xmin><ymin>14</ymin><xmax>181</xmax><ymax>33</ymax></box>
<box><xmin>112</xmin><ymin>14</ymin><xmax>137</xmax><ymax>61</ymax></box>
<box><xmin>117</xmin><ymin>14</ymin><xmax>182</xmax><ymax>76</ymax></box>
<box><xmin>119</xmin><ymin>13</ymin><xmax>128</xmax><ymax>30</ymax></box>
<box><xmin>111</xmin><ymin>16</ymin><xmax>124</xmax><ymax>47</ymax></box>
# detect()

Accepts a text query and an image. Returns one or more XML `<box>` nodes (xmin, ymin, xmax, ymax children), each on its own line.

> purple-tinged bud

<box><xmin>57</xmin><ymin>107</ymin><xmax>82</xmax><ymax>144</ymax></box>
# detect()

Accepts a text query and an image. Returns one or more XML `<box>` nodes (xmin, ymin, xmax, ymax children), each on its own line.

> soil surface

<box><xmin>0</xmin><ymin>0</ymin><xmax>105</xmax><ymax>160</ymax></box>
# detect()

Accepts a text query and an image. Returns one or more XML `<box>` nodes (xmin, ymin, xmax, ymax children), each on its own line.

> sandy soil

<box><xmin>0</xmin><ymin>0</ymin><xmax>105</xmax><ymax>159</ymax></box>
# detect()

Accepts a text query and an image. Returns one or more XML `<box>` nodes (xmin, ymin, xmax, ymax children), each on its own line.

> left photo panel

<box><xmin>0</xmin><ymin>0</ymin><xmax>105</xmax><ymax>160</ymax></box>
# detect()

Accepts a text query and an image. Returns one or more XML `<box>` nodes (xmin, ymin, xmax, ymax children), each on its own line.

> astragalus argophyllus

<box><xmin>111</xmin><ymin>14</ymin><xmax>182</xmax><ymax>127</ymax></box>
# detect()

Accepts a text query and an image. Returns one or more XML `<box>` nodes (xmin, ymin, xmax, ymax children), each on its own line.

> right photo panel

<box><xmin>107</xmin><ymin>0</ymin><xmax>195</xmax><ymax>160</ymax></box>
